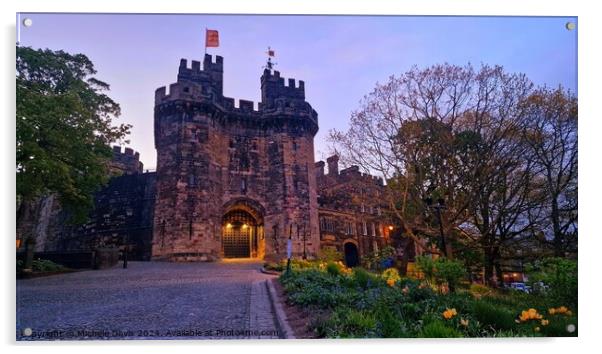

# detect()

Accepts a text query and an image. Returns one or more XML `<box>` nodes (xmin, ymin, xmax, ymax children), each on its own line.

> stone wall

<box><xmin>31</xmin><ymin>172</ymin><xmax>156</xmax><ymax>261</ymax></box>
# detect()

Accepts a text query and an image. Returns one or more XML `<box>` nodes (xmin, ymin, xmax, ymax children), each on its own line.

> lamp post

<box><xmin>302</xmin><ymin>224</ymin><xmax>307</xmax><ymax>260</ymax></box>
<box><xmin>286</xmin><ymin>223</ymin><xmax>292</xmax><ymax>274</ymax></box>
<box><xmin>122</xmin><ymin>233</ymin><xmax>128</xmax><ymax>269</ymax></box>
<box><xmin>425</xmin><ymin>197</ymin><xmax>448</xmax><ymax>258</ymax></box>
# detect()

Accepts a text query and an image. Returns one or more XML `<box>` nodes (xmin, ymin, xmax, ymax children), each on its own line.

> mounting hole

<box><xmin>566</xmin><ymin>324</ymin><xmax>576</xmax><ymax>333</ymax></box>
<box><xmin>22</xmin><ymin>18</ymin><xmax>33</xmax><ymax>27</ymax></box>
<box><xmin>22</xmin><ymin>327</ymin><xmax>32</xmax><ymax>336</ymax></box>
<box><xmin>565</xmin><ymin>22</ymin><xmax>576</xmax><ymax>31</ymax></box>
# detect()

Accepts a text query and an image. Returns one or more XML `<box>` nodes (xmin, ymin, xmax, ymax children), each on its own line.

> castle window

<box><xmin>292</xmin><ymin>140</ymin><xmax>297</xmax><ymax>151</ymax></box>
<box><xmin>188</xmin><ymin>173</ymin><xmax>196</xmax><ymax>187</ymax></box>
<box><xmin>371</xmin><ymin>222</ymin><xmax>376</xmax><ymax>237</ymax></box>
<box><xmin>241</xmin><ymin>178</ymin><xmax>247</xmax><ymax>194</ymax></box>
<box><xmin>377</xmin><ymin>207</ymin><xmax>382</xmax><ymax>216</ymax></box>
<box><xmin>239</xmin><ymin>154</ymin><xmax>250</xmax><ymax>171</ymax></box>
<box><xmin>229</xmin><ymin>139</ymin><xmax>234</xmax><ymax>149</ymax></box>
<box><xmin>362</xmin><ymin>221</ymin><xmax>367</xmax><ymax>236</ymax></box>
<box><xmin>320</xmin><ymin>217</ymin><xmax>335</xmax><ymax>232</ymax></box>
<box><xmin>361</xmin><ymin>204</ymin><xmax>366</xmax><ymax>213</ymax></box>
<box><xmin>183</xmin><ymin>87</ymin><xmax>190</xmax><ymax>93</ymax></box>
<box><xmin>345</xmin><ymin>222</ymin><xmax>354</xmax><ymax>235</ymax></box>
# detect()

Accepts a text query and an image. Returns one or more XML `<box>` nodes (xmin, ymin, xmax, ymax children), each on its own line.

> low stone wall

<box><xmin>17</xmin><ymin>248</ymin><xmax>120</xmax><ymax>269</ymax></box>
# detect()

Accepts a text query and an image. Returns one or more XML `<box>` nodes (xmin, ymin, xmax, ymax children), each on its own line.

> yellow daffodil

<box><xmin>442</xmin><ymin>308</ymin><xmax>457</xmax><ymax>320</ymax></box>
<box><xmin>548</xmin><ymin>307</ymin><xmax>572</xmax><ymax>316</ymax></box>
<box><xmin>534</xmin><ymin>327</ymin><xmax>540</xmax><ymax>332</ymax></box>
<box><xmin>460</xmin><ymin>318</ymin><xmax>469</xmax><ymax>327</ymax></box>
<box><xmin>541</xmin><ymin>319</ymin><xmax>549</xmax><ymax>326</ymax></box>
<box><xmin>519</xmin><ymin>308</ymin><xmax>543</xmax><ymax>322</ymax></box>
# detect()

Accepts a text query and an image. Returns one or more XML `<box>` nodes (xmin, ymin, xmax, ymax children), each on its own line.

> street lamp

<box><xmin>302</xmin><ymin>224</ymin><xmax>307</xmax><ymax>260</ymax></box>
<box><xmin>286</xmin><ymin>223</ymin><xmax>293</xmax><ymax>274</ymax></box>
<box><xmin>425</xmin><ymin>197</ymin><xmax>448</xmax><ymax>258</ymax></box>
<box><xmin>122</xmin><ymin>233</ymin><xmax>128</xmax><ymax>269</ymax></box>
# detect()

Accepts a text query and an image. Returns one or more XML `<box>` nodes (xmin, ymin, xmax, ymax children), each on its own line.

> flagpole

<box><xmin>204</xmin><ymin>27</ymin><xmax>207</xmax><ymax>55</ymax></box>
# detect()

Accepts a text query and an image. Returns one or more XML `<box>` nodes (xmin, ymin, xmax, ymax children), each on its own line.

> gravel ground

<box><xmin>16</xmin><ymin>260</ymin><xmax>280</xmax><ymax>341</ymax></box>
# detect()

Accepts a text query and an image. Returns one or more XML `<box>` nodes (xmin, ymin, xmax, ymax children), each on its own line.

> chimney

<box><xmin>327</xmin><ymin>155</ymin><xmax>339</xmax><ymax>176</ymax></box>
<box><xmin>315</xmin><ymin>161</ymin><xmax>325</xmax><ymax>177</ymax></box>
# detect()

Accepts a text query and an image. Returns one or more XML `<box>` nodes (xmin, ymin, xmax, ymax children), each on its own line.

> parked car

<box><xmin>509</xmin><ymin>282</ymin><xmax>532</xmax><ymax>293</ymax></box>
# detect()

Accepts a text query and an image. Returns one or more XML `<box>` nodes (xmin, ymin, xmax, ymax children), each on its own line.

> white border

<box><xmin>2</xmin><ymin>1</ymin><xmax>599</xmax><ymax>354</ymax></box>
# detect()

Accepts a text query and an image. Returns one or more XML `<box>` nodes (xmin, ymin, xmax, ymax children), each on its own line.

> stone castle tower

<box><xmin>152</xmin><ymin>54</ymin><xmax>320</xmax><ymax>261</ymax></box>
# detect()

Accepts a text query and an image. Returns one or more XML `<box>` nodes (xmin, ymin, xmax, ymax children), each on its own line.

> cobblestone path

<box><xmin>16</xmin><ymin>260</ymin><xmax>280</xmax><ymax>340</ymax></box>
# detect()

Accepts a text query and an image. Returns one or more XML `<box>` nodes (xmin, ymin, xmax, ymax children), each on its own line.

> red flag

<box><xmin>268</xmin><ymin>49</ymin><xmax>275</xmax><ymax>57</ymax></box>
<box><xmin>205</xmin><ymin>29</ymin><xmax>219</xmax><ymax>48</ymax></box>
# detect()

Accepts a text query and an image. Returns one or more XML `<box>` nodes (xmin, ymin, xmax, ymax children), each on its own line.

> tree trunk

<box><xmin>550</xmin><ymin>195</ymin><xmax>564</xmax><ymax>257</ymax></box>
<box><xmin>494</xmin><ymin>261</ymin><xmax>504</xmax><ymax>288</ymax></box>
<box><xmin>484</xmin><ymin>247</ymin><xmax>501</xmax><ymax>288</ymax></box>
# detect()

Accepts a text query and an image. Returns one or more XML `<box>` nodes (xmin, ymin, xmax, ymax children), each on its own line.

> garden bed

<box><xmin>273</xmin><ymin>278</ymin><xmax>322</xmax><ymax>338</ymax></box>
<box><xmin>277</xmin><ymin>260</ymin><xmax>577</xmax><ymax>338</ymax></box>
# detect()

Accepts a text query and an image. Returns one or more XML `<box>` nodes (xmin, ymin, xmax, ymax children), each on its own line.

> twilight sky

<box><xmin>18</xmin><ymin>14</ymin><xmax>577</xmax><ymax>170</ymax></box>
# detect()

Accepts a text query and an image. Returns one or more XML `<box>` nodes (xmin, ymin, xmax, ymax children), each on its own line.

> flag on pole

<box><xmin>268</xmin><ymin>48</ymin><xmax>275</xmax><ymax>57</ymax></box>
<box><xmin>205</xmin><ymin>29</ymin><xmax>219</xmax><ymax>48</ymax></box>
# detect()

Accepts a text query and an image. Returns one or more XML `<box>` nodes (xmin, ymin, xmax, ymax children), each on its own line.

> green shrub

<box><xmin>374</xmin><ymin>302</ymin><xmax>409</xmax><ymax>338</ymax></box>
<box><xmin>416</xmin><ymin>255</ymin><xmax>436</xmax><ymax>285</ymax></box>
<box><xmin>470</xmin><ymin>283</ymin><xmax>492</xmax><ymax>297</ymax></box>
<box><xmin>352</xmin><ymin>267</ymin><xmax>377</xmax><ymax>289</ymax></box>
<box><xmin>324</xmin><ymin>308</ymin><xmax>378</xmax><ymax>338</ymax></box>
<box><xmin>472</xmin><ymin>301</ymin><xmax>517</xmax><ymax>331</ymax></box>
<box><xmin>434</xmin><ymin>258</ymin><xmax>466</xmax><ymax>292</ymax></box>
<box><xmin>318</xmin><ymin>248</ymin><xmax>343</xmax><ymax>262</ymax></box>
<box><xmin>31</xmin><ymin>259</ymin><xmax>67</xmax><ymax>272</ymax></box>
<box><xmin>419</xmin><ymin>320</ymin><xmax>463</xmax><ymax>338</ymax></box>
<box><xmin>526</xmin><ymin>257</ymin><xmax>577</xmax><ymax>308</ymax></box>
<box><xmin>326</xmin><ymin>261</ymin><xmax>342</xmax><ymax>277</ymax></box>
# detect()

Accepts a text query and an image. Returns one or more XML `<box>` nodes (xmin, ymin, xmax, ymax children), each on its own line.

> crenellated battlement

<box><xmin>155</xmin><ymin>55</ymin><xmax>318</xmax><ymax>132</ymax></box>
<box><xmin>176</xmin><ymin>54</ymin><xmax>224</xmax><ymax>97</ymax></box>
<box><xmin>317</xmin><ymin>155</ymin><xmax>384</xmax><ymax>187</ymax></box>
<box><xmin>110</xmin><ymin>145</ymin><xmax>143</xmax><ymax>175</ymax></box>
<box><xmin>260</xmin><ymin>69</ymin><xmax>305</xmax><ymax>108</ymax></box>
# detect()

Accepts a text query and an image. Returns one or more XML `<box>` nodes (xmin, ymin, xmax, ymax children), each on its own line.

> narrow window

<box><xmin>241</xmin><ymin>178</ymin><xmax>247</xmax><ymax>194</ymax></box>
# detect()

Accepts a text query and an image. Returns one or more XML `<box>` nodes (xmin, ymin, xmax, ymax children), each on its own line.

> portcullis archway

<box><xmin>222</xmin><ymin>210</ymin><xmax>257</xmax><ymax>258</ymax></box>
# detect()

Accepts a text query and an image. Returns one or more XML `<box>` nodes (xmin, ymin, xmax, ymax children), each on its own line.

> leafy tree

<box><xmin>329</xmin><ymin>64</ymin><xmax>541</xmax><ymax>284</ymax></box>
<box><xmin>521</xmin><ymin>87</ymin><xmax>578</xmax><ymax>257</ymax></box>
<box><xmin>16</xmin><ymin>46</ymin><xmax>130</xmax><ymax>240</ymax></box>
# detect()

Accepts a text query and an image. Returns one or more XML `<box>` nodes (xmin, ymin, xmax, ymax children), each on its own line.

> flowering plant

<box><xmin>442</xmin><ymin>308</ymin><xmax>457</xmax><ymax>320</ymax></box>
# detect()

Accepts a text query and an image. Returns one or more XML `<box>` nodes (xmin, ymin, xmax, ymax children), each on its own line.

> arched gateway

<box><xmin>221</xmin><ymin>199</ymin><xmax>264</xmax><ymax>259</ymax></box>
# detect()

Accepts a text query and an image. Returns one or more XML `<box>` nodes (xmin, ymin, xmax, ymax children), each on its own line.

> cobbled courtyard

<box><xmin>16</xmin><ymin>261</ymin><xmax>280</xmax><ymax>340</ymax></box>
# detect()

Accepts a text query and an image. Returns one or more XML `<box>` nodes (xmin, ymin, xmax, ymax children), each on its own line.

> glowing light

<box><xmin>388</xmin><ymin>225</ymin><xmax>394</xmax><ymax>231</ymax></box>
<box><xmin>226</xmin><ymin>223</ymin><xmax>232</xmax><ymax>229</ymax></box>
